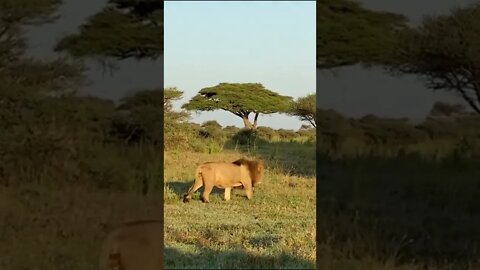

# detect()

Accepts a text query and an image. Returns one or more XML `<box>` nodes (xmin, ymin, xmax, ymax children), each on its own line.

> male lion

<box><xmin>183</xmin><ymin>158</ymin><xmax>264</xmax><ymax>203</ymax></box>
<box><xmin>99</xmin><ymin>220</ymin><xmax>162</xmax><ymax>270</ymax></box>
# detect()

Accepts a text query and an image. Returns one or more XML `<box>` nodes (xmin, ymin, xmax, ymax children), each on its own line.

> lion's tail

<box><xmin>99</xmin><ymin>231</ymin><xmax>123</xmax><ymax>270</ymax></box>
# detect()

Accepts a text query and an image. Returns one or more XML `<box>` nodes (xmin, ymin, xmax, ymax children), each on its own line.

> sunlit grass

<box><xmin>164</xmin><ymin>142</ymin><xmax>316</xmax><ymax>269</ymax></box>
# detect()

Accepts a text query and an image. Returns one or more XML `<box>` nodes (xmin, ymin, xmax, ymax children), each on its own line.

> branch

<box><xmin>473</xmin><ymin>82</ymin><xmax>480</xmax><ymax>112</ymax></box>
<box><xmin>465</xmin><ymin>68</ymin><xmax>480</xmax><ymax>112</ymax></box>
<box><xmin>253</xmin><ymin>112</ymin><xmax>259</xmax><ymax>122</ymax></box>
<box><xmin>307</xmin><ymin>117</ymin><xmax>316</xmax><ymax>128</ymax></box>
<box><xmin>451</xmin><ymin>72</ymin><xmax>480</xmax><ymax>113</ymax></box>
<box><xmin>253</xmin><ymin>112</ymin><xmax>259</xmax><ymax>127</ymax></box>
<box><xmin>239</xmin><ymin>110</ymin><xmax>250</xmax><ymax>118</ymax></box>
<box><xmin>445</xmin><ymin>72</ymin><xmax>480</xmax><ymax>114</ymax></box>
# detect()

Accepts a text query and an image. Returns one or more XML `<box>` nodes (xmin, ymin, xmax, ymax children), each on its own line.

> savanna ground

<box><xmin>163</xmin><ymin>136</ymin><xmax>316</xmax><ymax>269</ymax></box>
<box><xmin>2</xmin><ymin>119</ymin><xmax>480</xmax><ymax>270</ymax></box>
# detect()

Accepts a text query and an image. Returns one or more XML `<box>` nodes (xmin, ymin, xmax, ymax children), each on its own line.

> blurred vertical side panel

<box><xmin>317</xmin><ymin>0</ymin><xmax>480</xmax><ymax>269</ymax></box>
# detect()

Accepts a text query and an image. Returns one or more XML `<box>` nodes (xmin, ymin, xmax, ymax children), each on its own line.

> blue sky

<box><xmin>164</xmin><ymin>1</ymin><xmax>316</xmax><ymax>130</ymax></box>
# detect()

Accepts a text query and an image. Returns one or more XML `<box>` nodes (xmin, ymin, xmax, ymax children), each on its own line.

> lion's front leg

<box><xmin>241</xmin><ymin>181</ymin><xmax>253</xmax><ymax>200</ymax></box>
<box><xmin>244</xmin><ymin>186</ymin><xmax>253</xmax><ymax>200</ymax></box>
<box><xmin>224</xmin><ymin>187</ymin><xmax>232</xmax><ymax>201</ymax></box>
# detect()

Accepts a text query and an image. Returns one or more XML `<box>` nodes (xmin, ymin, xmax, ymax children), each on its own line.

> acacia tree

<box><xmin>0</xmin><ymin>0</ymin><xmax>85</xmax><ymax>112</ymax></box>
<box><xmin>290</xmin><ymin>93</ymin><xmax>316</xmax><ymax>128</ymax></box>
<box><xmin>389</xmin><ymin>3</ymin><xmax>480</xmax><ymax>114</ymax></box>
<box><xmin>111</xmin><ymin>88</ymin><xmax>166</xmax><ymax>145</ymax></box>
<box><xmin>55</xmin><ymin>0</ymin><xmax>163</xmax><ymax>62</ymax></box>
<box><xmin>182</xmin><ymin>83</ymin><xmax>293</xmax><ymax>130</ymax></box>
<box><xmin>54</xmin><ymin>0</ymin><xmax>164</xmax><ymax>143</ymax></box>
<box><xmin>0</xmin><ymin>0</ymin><xmax>84</xmax><ymax>90</ymax></box>
<box><xmin>1</xmin><ymin>0</ymin><xmax>60</xmax><ymax>65</ymax></box>
<box><xmin>317</xmin><ymin>0</ymin><xmax>408</xmax><ymax>69</ymax></box>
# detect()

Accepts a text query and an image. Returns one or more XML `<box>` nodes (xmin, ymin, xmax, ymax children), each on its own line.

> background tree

<box><xmin>317</xmin><ymin>108</ymin><xmax>352</xmax><ymax>152</ymax></box>
<box><xmin>0</xmin><ymin>0</ymin><xmax>88</xmax><ymax>185</ymax></box>
<box><xmin>0</xmin><ymin>0</ymin><xmax>84</xmax><ymax>92</ymax></box>
<box><xmin>317</xmin><ymin>0</ymin><xmax>408</xmax><ymax>69</ymax></box>
<box><xmin>1</xmin><ymin>0</ymin><xmax>61</xmax><ymax>66</ymax></box>
<box><xmin>112</xmin><ymin>88</ymin><xmax>166</xmax><ymax>145</ymax></box>
<box><xmin>55</xmin><ymin>0</ymin><xmax>163</xmax><ymax>62</ymax></box>
<box><xmin>182</xmin><ymin>83</ymin><xmax>293</xmax><ymax>130</ymax></box>
<box><xmin>163</xmin><ymin>87</ymin><xmax>190</xmax><ymax>134</ymax></box>
<box><xmin>389</xmin><ymin>3</ymin><xmax>480</xmax><ymax>114</ymax></box>
<box><xmin>54</xmin><ymin>0</ymin><xmax>165</xmax><ymax>143</ymax></box>
<box><xmin>290</xmin><ymin>93</ymin><xmax>316</xmax><ymax>128</ymax></box>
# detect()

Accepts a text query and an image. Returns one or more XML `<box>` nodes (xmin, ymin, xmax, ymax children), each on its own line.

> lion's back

<box><xmin>199</xmin><ymin>162</ymin><xmax>242</xmax><ymax>186</ymax></box>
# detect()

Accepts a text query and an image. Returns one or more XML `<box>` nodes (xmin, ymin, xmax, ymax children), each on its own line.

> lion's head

<box><xmin>232</xmin><ymin>158</ymin><xmax>264</xmax><ymax>186</ymax></box>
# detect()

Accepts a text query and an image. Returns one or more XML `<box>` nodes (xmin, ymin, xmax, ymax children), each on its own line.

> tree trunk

<box><xmin>242</xmin><ymin>116</ymin><xmax>254</xmax><ymax>129</ymax></box>
<box><xmin>239</xmin><ymin>111</ymin><xmax>258</xmax><ymax>130</ymax></box>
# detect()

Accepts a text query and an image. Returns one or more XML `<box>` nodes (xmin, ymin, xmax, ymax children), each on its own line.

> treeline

<box><xmin>318</xmin><ymin>102</ymin><xmax>480</xmax><ymax>158</ymax></box>
<box><xmin>0</xmin><ymin>86</ymin><xmax>167</xmax><ymax>192</ymax></box>
<box><xmin>164</xmin><ymin>88</ymin><xmax>316</xmax><ymax>152</ymax></box>
<box><xmin>1</xmin><ymin>86</ymin><xmax>191</xmax><ymax>193</ymax></box>
<box><xmin>165</xmin><ymin>120</ymin><xmax>316</xmax><ymax>152</ymax></box>
<box><xmin>0</xmin><ymin>85</ymin><xmax>314</xmax><ymax>191</ymax></box>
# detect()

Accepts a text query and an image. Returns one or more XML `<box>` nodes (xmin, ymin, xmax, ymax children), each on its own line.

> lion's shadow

<box><xmin>166</xmin><ymin>181</ymin><xmax>245</xmax><ymax>198</ymax></box>
<box><xmin>165</xmin><ymin>181</ymin><xmax>191</xmax><ymax>197</ymax></box>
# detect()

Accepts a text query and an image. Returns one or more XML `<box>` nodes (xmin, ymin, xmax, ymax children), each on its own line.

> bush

<box><xmin>277</xmin><ymin>129</ymin><xmax>298</xmax><ymax>140</ymax></box>
<box><xmin>256</xmin><ymin>126</ymin><xmax>279</xmax><ymax>141</ymax></box>
<box><xmin>231</xmin><ymin>128</ymin><xmax>257</xmax><ymax>145</ymax></box>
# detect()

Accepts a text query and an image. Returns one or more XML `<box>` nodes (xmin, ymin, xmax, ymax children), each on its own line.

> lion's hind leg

<box><xmin>201</xmin><ymin>182</ymin><xmax>213</xmax><ymax>203</ymax></box>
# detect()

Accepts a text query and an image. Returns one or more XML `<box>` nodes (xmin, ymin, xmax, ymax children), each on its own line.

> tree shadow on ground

<box><xmin>223</xmin><ymin>135</ymin><xmax>316</xmax><ymax>179</ymax></box>
<box><xmin>164</xmin><ymin>245</ymin><xmax>314</xmax><ymax>269</ymax></box>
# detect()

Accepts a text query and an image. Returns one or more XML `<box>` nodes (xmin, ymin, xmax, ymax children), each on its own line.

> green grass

<box><xmin>164</xmin><ymin>141</ymin><xmax>316</xmax><ymax>269</ymax></box>
<box><xmin>5</xmin><ymin>130</ymin><xmax>479</xmax><ymax>270</ymax></box>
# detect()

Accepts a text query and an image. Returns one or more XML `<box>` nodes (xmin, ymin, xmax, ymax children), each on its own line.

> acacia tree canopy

<box><xmin>52</xmin><ymin>0</ymin><xmax>164</xmax><ymax>134</ymax></box>
<box><xmin>389</xmin><ymin>3</ymin><xmax>480</xmax><ymax>114</ymax></box>
<box><xmin>182</xmin><ymin>83</ymin><xmax>293</xmax><ymax>129</ymax></box>
<box><xmin>317</xmin><ymin>0</ymin><xmax>408</xmax><ymax>69</ymax></box>
<box><xmin>0</xmin><ymin>0</ymin><xmax>63</xmax><ymax>66</ymax></box>
<box><xmin>54</xmin><ymin>0</ymin><xmax>163</xmax><ymax>61</ymax></box>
